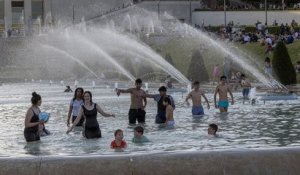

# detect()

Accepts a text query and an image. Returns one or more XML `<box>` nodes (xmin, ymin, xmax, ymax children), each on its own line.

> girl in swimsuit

<box><xmin>67</xmin><ymin>91</ymin><xmax>115</xmax><ymax>139</ymax></box>
<box><xmin>24</xmin><ymin>92</ymin><xmax>45</xmax><ymax>142</ymax></box>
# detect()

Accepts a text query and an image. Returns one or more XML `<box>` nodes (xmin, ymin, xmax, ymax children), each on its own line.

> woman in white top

<box><xmin>67</xmin><ymin>87</ymin><xmax>84</xmax><ymax>127</ymax></box>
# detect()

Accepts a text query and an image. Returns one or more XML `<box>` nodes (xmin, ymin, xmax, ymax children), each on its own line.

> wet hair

<box><xmin>209</xmin><ymin>124</ymin><xmax>218</xmax><ymax>134</ymax></box>
<box><xmin>220</xmin><ymin>75</ymin><xmax>227</xmax><ymax>80</ymax></box>
<box><xmin>114</xmin><ymin>129</ymin><xmax>123</xmax><ymax>137</ymax></box>
<box><xmin>83</xmin><ymin>91</ymin><xmax>93</xmax><ymax>104</ymax></box>
<box><xmin>31</xmin><ymin>92</ymin><xmax>41</xmax><ymax>105</ymax></box>
<box><xmin>73</xmin><ymin>87</ymin><xmax>84</xmax><ymax>101</ymax></box>
<box><xmin>158</xmin><ymin>86</ymin><xmax>167</xmax><ymax>92</ymax></box>
<box><xmin>134</xmin><ymin>126</ymin><xmax>144</xmax><ymax>134</ymax></box>
<box><xmin>135</xmin><ymin>78</ymin><xmax>142</xmax><ymax>84</ymax></box>
<box><xmin>163</xmin><ymin>97</ymin><xmax>171</xmax><ymax>105</ymax></box>
<box><xmin>193</xmin><ymin>81</ymin><xmax>200</xmax><ymax>85</ymax></box>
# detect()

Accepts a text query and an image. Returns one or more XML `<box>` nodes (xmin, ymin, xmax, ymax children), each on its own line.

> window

<box><xmin>32</xmin><ymin>0</ymin><xmax>43</xmax><ymax>20</ymax></box>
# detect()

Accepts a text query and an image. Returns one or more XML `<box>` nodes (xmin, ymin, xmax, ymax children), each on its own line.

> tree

<box><xmin>272</xmin><ymin>41</ymin><xmax>296</xmax><ymax>85</ymax></box>
<box><xmin>165</xmin><ymin>53</ymin><xmax>174</xmax><ymax>65</ymax></box>
<box><xmin>187</xmin><ymin>50</ymin><xmax>209</xmax><ymax>82</ymax></box>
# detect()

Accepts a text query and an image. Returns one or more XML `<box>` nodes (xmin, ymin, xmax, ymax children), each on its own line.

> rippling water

<box><xmin>0</xmin><ymin>82</ymin><xmax>300</xmax><ymax>157</ymax></box>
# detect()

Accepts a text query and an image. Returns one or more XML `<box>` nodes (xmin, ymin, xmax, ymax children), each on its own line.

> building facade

<box><xmin>0</xmin><ymin>0</ymin><xmax>132</xmax><ymax>37</ymax></box>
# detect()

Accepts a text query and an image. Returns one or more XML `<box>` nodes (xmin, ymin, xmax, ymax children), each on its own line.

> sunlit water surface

<box><xmin>0</xmin><ymin>82</ymin><xmax>300</xmax><ymax>157</ymax></box>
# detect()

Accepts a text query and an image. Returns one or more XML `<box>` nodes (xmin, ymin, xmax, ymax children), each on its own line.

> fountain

<box><xmin>0</xmin><ymin>3</ymin><xmax>300</xmax><ymax>175</ymax></box>
<box><xmin>37</xmin><ymin>16</ymin><xmax>42</xmax><ymax>35</ymax></box>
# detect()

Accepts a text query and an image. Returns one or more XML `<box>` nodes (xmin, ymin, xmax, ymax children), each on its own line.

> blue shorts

<box><xmin>192</xmin><ymin>106</ymin><xmax>204</xmax><ymax>115</ymax></box>
<box><xmin>243</xmin><ymin>88</ymin><xmax>250</xmax><ymax>97</ymax></box>
<box><xmin>218</xmin><ymin>100</ymin><xmax>229</xmax><ymax>109</ymax></box>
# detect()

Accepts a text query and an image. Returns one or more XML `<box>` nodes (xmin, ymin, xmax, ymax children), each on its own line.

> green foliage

<box><xmin>272</xmin><ymin>41</ymin><xmax>296</xmax><ymax>85</ymax></box>
<box><xmin>268</xmin><ymin>26</ymin><xmax>280</xmax><ymax>34</ymax></box>
<box><xmin>165</xmin><ymin>53</ymin><xmax>174</xmax><ymax>65</ymax></box>
<box><xmin>187</xmin><ymin>50</ymin><xmax>209</xmax><ymax>82</ymax></box>
<box><xmin>244</xmin><ymin>26</ymin><xmax>256</xmax><ymax>33</ymax></box>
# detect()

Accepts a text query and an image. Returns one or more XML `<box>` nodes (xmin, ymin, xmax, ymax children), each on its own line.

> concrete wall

<box><xmin>192</xmin><ymin>10</ymin><xmax>300</xmax><ymax>26</ymax></box>
<box><xmin>1</xmin><ymin>147</ymin><xmax>300</xmax><ymax>175</ymax></box>
<box><xmin>137</xmin><ymin>1</ymin><xmax>202</xmax><ymax>23</ymax></box>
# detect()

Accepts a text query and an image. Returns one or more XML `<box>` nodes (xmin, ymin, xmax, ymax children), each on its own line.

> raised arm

<box><xmin>66</xmin><ymin>105</ymin><xmax>73</xmax><ymax>127</ymax></box>
<box><xmin>96</xmin><ymin>104</ymin><xmax>115</xmax><ymax>117</ymax></box>
<box><xmin>67</xmin><ymin>107</ymin><xmax>84</xmax><ymax>133</ymax></box>
<box><xmin>25</xmin><ymin>109</ymin><xmax>43</xmax><ymax>128</ymax></box>
<box><xmin>116</xmin><ymin>88</ymin><xmax>132</xmax><ymax>96</ymax></box>
<box><xmin>202</xmin><ymin>93</ymin><xmax>210</xmax><ymax>109</ymax></box>
<box><xmin>144</xmin><ymin>93</ymin><xmax>156</xmax><ymax>98</ymax></box>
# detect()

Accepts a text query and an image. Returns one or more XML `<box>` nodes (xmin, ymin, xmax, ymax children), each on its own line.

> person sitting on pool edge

<box><xmin>208</xmin><ymin>123</ymin><xmax>218</xmax><ymax>136</ymax></box>
<box><xmin>111</xmin><ymin>129</ymin><xmax>127</xmax><ymax>149</ymax></box>
<box><xmin>132</xmin><ymin>126</ymin><xmax>150</xmax><ymax>143</ymax></box>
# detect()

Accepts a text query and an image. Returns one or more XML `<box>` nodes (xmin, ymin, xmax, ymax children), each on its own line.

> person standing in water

<box><xmin>214</xmin><ymin>76</ymin><xmax>234</xmax><ymax>113</ymax></box>
<box><xmin>116</xmin><ymin>79</ymin><xmax>147</xmax><ymax>124</ymax></box>
<box><xmin>185</xmin><ymin>81</ymin><xmax>210</xmax><ymax>116</ymax></box>
<box><xmin>144</xmin><ymin>86</ymin><xmax>175</xmax><ymax>124</ymax></box>
<box><xmin>163</xmin><ymin>97</ymin><xmax>175</xmax><ymax>128</ymax></box>
<box><xmin>67</xmin><ymin>91</ymin><xmax>115</xmax><ymax>139</ymax></box>
<box><xmin>240</xmin><ymin>74</ymin><xmax>251</xmax><ymax>103</ymax></box>
<box><xmin>67</xmin><ymin>87</ymin><xmax>84</xmax><ymax>127</ymax></box>
<box><xmin>24</xmin><ymin>92</ymin><xmax>45</xmax><ymax>142</ymax></box>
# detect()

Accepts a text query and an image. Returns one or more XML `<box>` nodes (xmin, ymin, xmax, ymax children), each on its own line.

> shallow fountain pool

<box><xmin>0</xmin><ymin>82</ymin><xmax>300</xmax><ymax>157</ymax></box>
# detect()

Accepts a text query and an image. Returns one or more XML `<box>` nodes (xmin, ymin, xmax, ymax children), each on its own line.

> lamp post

<box><xmin>224</xmin><ymin>0</ymin><xmax>227</xmax><ymax>27</ymax></box>
<box><xmin>157</xmin><ymin>0</ymin><xmax>160</xmax><ymax>18</ymax></box>
<box><xmin>190</xmin><ymin>0</ymin><xmax>192</xmax><ymax>24</ymax></box>
<box><xmin>72</xmin><ymin>4</ymin><xmax>75</xmax><ymax>24</ymax></box>
<box><xmin>265</xmin><ymin>0</ymin><xmax>267</xmax><ymax>25</ymax></box>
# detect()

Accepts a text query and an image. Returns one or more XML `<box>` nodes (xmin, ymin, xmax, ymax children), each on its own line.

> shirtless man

<box><xmin>214</xmin><ymin>76</ymin><xmax>234</xmax><ymax>113</ymax></box>
<box><xmin>240</xmin><ymin>74</ymin><xmax>251</xmax><ymax>103</ymax></box>
<box><xmin>185</xmin><ymin>81</ymin><xmax>210</xmax><ymax>116</ymax></box>
<box><xmin>116</xmin><ymin>79</ymin><xmax>147</xmax><ymax>124</ymax></box>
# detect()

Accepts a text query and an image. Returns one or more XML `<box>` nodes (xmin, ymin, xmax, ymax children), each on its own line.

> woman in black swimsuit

<box><xmin>67</xmin><ymin>91</ymin><xmax>115</xmax><ymax>139</ymax></box>
<box><xmin>24</xmin><ymin>92</ymin><xmax>45</xmax><ymax>142</ymax></box>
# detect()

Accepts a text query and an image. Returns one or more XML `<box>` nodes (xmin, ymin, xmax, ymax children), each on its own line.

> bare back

<box><xmin>166</xmin><ymin>105</ymin><xmax>174</xmax><ymax>122</ymax></box>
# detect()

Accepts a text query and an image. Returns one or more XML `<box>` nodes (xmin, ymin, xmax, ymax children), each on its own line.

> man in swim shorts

<box><xmin>185</xmin><ymin>81</ymin><xmax>210</xmax><ymax>116</ymax></box>
<box><xmin>214</xmin><ymin>76</ymin><xmax>234</xmax><ymax>113</ymax></box>
<box><xmin>116</xmin><ymin>79</ymin><xmax>147</xmax><ymax>124</ymax></box>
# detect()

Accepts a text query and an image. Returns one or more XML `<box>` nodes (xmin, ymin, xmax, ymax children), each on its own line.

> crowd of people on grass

<box><xmin>196</xmin><ymin>19</ymin><xmax>300</xmax><ymax>57</ymax></box>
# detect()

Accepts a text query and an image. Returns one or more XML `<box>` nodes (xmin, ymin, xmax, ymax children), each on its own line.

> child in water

<box><xmin>132</xmin><ymin>126</ymin><xmax>150</xmax><ymax>143</ymax></box>
<box><xmin>111</xmin><ymin>129</ymin><xmax>127</xmax><ymax>149</ymax></box>
<box><xmin>163</xmin><ymin>97</ymin><xmax>175</xmax><ymax>128</ymax></box>
<box><xmin>208</xmin><ymin>123</ymin><xmax>218</xmax><ymax>136</ymax></box>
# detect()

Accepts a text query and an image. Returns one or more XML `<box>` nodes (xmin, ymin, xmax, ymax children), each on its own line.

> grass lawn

<box><xmin>151</xmin><ymin>38</ymin><xmax>300</xmax><ymax>83</ymax></box>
